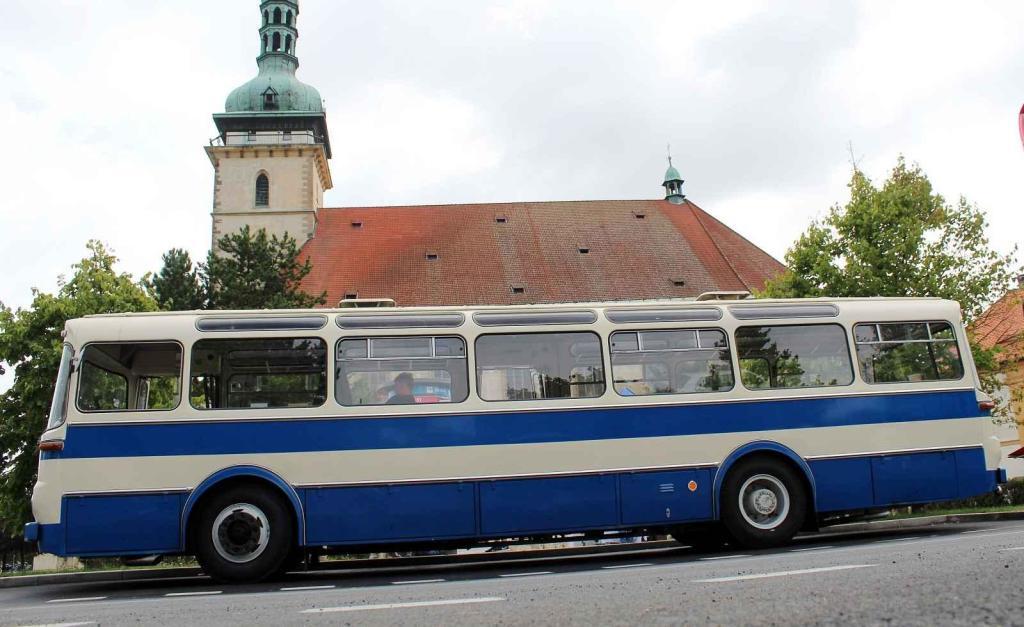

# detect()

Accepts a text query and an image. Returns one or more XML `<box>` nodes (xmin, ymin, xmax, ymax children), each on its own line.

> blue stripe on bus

<box><xmin>55</xmin><ymin>390</ymin><xmax>981</xmax><ymax>459</ymax></box>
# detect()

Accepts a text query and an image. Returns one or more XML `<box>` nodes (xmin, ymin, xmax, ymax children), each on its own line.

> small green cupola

<box><xmin>214</xmin><ymin>0</ymin><xmax>331</xmax><ymax>157</ymax></box>
<box><xmin>224</xmin><ymin>0</ymin><xmax>323</xmax><ymax>115</ymax></box>
<box><xmin>662</xmin><ymin>153</ymin><xmax>685</xmax><ymax>205</ymax></box>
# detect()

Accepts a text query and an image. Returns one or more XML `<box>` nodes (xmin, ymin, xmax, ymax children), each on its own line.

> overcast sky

<box><xmin>1</xmin><ymin>0</ymin><xmax>1023</xmax><ymax>391</ymax></box>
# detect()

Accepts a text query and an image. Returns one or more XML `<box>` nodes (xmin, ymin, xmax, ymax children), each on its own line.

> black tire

<box><xmin>192</xmin><ymin>484</ymin><xmax>294</xmax><ymax>584</ymax></box>
<box><xmin>720</xmin><ymin>457</ymin><xmax>807</xmax><ymax>550</ymax></box>
<box><xmin>670</xmin><ymin>524</ymin><xmax>730</xmax><ymax>553</ymax></box>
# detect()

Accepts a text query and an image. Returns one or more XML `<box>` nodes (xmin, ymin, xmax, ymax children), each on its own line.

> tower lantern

<box><xmin>662</xmin><ymin>150</ymin><xmax>685</xmax><ymax>205</ymax></box>
<box><xmin>206</xmin><ymin>0</ymin><xmax>333</xmax><ymax>248</ymax></box>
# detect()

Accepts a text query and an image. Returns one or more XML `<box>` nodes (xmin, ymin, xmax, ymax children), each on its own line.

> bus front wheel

<box><xmin>193</xmin><ymin>484</ymin><xmax>294</xmax><ymax>583</ymax></box>
<box><xmin>720</xmin><ymin>457</ymin><xmax>806</xmax><ymax>550</ymax></box>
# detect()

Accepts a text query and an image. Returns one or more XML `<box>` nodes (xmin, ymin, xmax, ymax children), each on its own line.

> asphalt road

<box><xmin>3</xmin><ymin>521</ymin><xmax>1024</xmax><ymax>626</ymax></box>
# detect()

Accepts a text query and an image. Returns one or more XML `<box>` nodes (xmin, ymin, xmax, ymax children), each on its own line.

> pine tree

<box><xmin>147</xmin><ymin>248</ymin><xmax>206</xmax><ymax>311</ymax></box>
<box><xmin>205</xmin><ymin>226</ymin><xmax>326</xmax><ymax>310</ymax></box>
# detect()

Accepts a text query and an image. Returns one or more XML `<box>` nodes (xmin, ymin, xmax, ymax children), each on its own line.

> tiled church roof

<box><xmin>300</xmin><ymin>199</ymin><xmax>786</xmax><ymax>307</ymax></box>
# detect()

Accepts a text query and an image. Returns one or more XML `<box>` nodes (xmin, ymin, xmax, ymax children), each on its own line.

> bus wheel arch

<box><xmin>182</xmin><ymin>467</ymin><xmax>304</xmax><ymax>555</ymax></box>
<box><xmin>714</xmin><ymin>443</ymin><xmax>818</xmax><ymax>533</ymax></box>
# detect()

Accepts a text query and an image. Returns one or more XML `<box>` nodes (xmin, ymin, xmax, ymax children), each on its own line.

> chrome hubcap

<box><xmin>739</xmin><ymin>474</ymin><xmax>790</xmax><ymax>530</ymax></box>
<box><xmin>212</xmin><ymin>503</ymin><xmax>270</xmax><ymax>564</ymax></box>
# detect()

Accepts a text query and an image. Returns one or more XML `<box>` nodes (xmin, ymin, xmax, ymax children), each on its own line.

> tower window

<box><xmin>262</xmin><ymin>87</ymin><xmax>279</xmax><ymax>111</ymax></box>
<box><xmin>273</xmin><ymin>7</ymin><xmax>282</xmax><ymax>24</ymax></box>
<box><xmin>255</xmin><ymin>174</ymin><xmax>270</xmax><ymax>207</ymax></box>
<box><xmin>285</xmin><ymin>34</ymin><xmax>293</xmax><ymax>55</ymax></box>
<box><xmin>263</xmin><ymin>10</ymin><xmax>269</xmax><ymax>25</ymax></box>
<box><xmin>272</xmin><ymin>32</ymin><xmax>282</xmax><ymax>52</ymax></box>
<box><xmin>286</xmin><ymin>10</ymin><xmax>294</xmax><ymax>26</ymax></box>
<box><xmin>262</xmin><ymin>34</ymin><xmax>268</xmax><ymax>53</ymax></box>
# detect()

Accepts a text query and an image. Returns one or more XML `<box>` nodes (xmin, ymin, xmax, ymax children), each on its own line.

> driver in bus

<box><xmin>387</xmin><ymin>372</ymin><xmax>418</xmax><ymax>405</ymax></box>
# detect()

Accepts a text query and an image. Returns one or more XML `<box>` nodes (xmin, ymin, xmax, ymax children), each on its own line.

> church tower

<box><xmin>207</xmin><ymin>0</ymin><xmax>333</xmax><ymax>247</ymax></box>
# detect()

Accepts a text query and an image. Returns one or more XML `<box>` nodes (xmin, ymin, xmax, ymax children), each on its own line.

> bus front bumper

<box><xmin>24</xmin><ymin>521</ymin><xmax>66</xmax><ymax>555</ymax></box>
<box><xmin>24</xmin><ymin>522</ymin><xmax>39</xmax><ymax>542</ymax></box>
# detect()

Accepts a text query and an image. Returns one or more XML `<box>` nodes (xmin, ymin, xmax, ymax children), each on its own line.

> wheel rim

<box><xmin>738</xmin><ymin>474</ymin><xmax>790</xmax><ymax>530</ymax></box>
<box><xmin>212</xmin><ymin>503</ymin><xmax>270</xmax><ymax>564</ymax></box>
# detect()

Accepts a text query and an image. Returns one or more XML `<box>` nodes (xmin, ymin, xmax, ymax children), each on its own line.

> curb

<box><xmin>0</xmin><ymin>567</ymin><xmax>202</xmax><ymax>590</ymax></box>
<box><xmin>3</xmin><ymin>511</ymin><xmax>1023</xmax><ymax>589</ymax></box>
<box><xmin>817</xmin><ymin>510</ymin><xmax>1024</xmax><ymax>535</ymax></box>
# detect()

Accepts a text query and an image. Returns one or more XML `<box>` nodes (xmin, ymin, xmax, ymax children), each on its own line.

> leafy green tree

<box><xmin>0</xmin><ymin>242</ymin><xmax>156</xmax><ymax>535</ymax></box>
<box><xmin>762</xmin><ymin>157</ymin><xmax>1019</xmax><ymax>420</ymax></box>
<box><xmin>762</xmin><ymin>157</ymin><xmax>1017</xmax><ymax>319</ymax></box>
<box><xmin>147</xmin><ymin>248</ymin><xmax>206</xmax><ymax>311</ymax></box>
<box><xmin>204</xmin><ymin>226</ymin><xmax>326</xmax><ymax>310</ymax></box>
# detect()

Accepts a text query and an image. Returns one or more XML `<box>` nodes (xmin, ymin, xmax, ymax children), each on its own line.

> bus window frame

<box><xmin>334</xmin><ymin>335</ymin><xmax>470</xmax><ymax>407</ymax></box>
<box><xmin>852</xmin><ymin>320</ymin><xmax>966</xmax><ymax>385</ymax></box>
<box><xmin>74</xmin><ymin>340</ymin><xmax>185</xmax><ymax>414</ymax></box>
<box><xmin>474</xmin><ymin>330</ymin><xmax>608</xmax><ymax>403</ymax></box>
<box><xmin>609</xmin><ymin>327</ymin><xmax>736</xmax><ymax>398</ymax></box>
<box><xmin>189</xmin><ymin>336</ymin><xmax>329</xmax><ymax>411</ymax></box>
<box><xmin>734</xmin><ymin>323</ymin><xmax>856</xmax><ymax>392</ymax></box>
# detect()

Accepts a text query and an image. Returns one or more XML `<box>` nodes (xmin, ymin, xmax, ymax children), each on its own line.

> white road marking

<box><xmin>164</xmin><ymin>590</ymin><xmax>223</xmax><ymax>597</ymax></box>
<box><xmin>700</xmin><ymin>554</ymin><xmax>752</xmax><ymax>561</ymax></box>
<box><xmin>998</xmin><ymin>546</ymin><xmax>1024</xmax><ymax>552</ymax></box>
<box><xmin>45</xmin><ymin>597</ymin><xmax>107</xmax><ymax>604</ymax></box>
<box><xmin>791</xmin><ymin>545</ymin><xmax>834</xmax><ymax>552</ymax></box>
<box><xmin>301</xmin><ymin>597</ymin><xmax>506</xmax><ymax>614</ymax></box>
<box><xmin>499</xmin><ymin>571</ymin><xmax>553</xmax><ymax>578</ymax></box>
<box><xmin>602</xmin><ymin>563</ymin><xmax>653</xmax><ymax>570</ymax></box>
<box><xmin>693</xmin><ymin>563</ymin><xmax>876</xmax><ymax>584</ymax></box>
<box><xmin>280</xmin><ymin>585</ymin><xmax>336</xmax><ymax>591</ymax></box>
<box><xmin>391</xmin><ymin>578</ymin><xmax>446</xmax><ymax>585</ymax></box>
<box><xmin>18</xmin><ymin>623</ymin><xmax>97</xmax><ymax>627</ymax></box>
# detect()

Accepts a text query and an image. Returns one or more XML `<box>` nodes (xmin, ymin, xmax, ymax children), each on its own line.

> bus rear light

<box><xmin>979</xmin><ymin>400</ymin><xmax>996</xmax><ymax>412</ymax></box>
<box><xmin>38</xmin><ymin>440</ymin><xmax>64</xmax><ymax>453</ymax></box>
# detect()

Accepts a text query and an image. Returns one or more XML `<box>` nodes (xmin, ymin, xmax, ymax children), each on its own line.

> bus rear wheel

<box><xmin>720</xmin><ymin>457</ymin><xmax>806</xmax><ymax>550</ymax></box>
<box><xmin>193</xmin><ymin>485</ymin><xmax>294</xmax><ymax>584</ymax></box>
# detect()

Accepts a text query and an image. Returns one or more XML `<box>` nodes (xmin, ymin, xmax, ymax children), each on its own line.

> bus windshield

<box><xmin>46</xmin><ymin>344</ymin><xmax>74</xmax><ymax>430</ymax></box>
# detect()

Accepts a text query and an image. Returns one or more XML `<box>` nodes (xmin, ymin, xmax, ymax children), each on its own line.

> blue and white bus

<box><xmin>26</xmin><ymin>297</ymin><xmax>1007</xmax><ymax>582</ymax></box>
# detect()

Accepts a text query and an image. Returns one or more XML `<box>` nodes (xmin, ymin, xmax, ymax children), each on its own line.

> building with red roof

<box><xmin>209</xmin><ymin>1</ymin><xmax>785</xmax><ymax>308</ymax></box>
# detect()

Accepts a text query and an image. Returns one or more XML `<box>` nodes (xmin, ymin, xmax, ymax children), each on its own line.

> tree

<box><xmin>147</xmin><ymin>248</ymin><xmax>206</xmax><ymax>311</ymax></box>
<box><xmin>762</xmin><ymin>157</ymin><xmax>1019</xmax><ymax>420</ymax></box>
<box><xmin>0</xmin><ymin>242</ymin><xmax>156</xmax><ymax>535</ymax></box>
<box><xmin>204</xmin><ymin>226</ymin><xmax>326</xmax><ymax>310</ymax></box>
<box><xmin>762</xmin><ymin>157</ymin><xmax>1017</xmax><ymax>319</ymax></box>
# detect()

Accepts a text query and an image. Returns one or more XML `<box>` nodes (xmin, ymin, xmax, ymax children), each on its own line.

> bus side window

<box><xmin>190</xmin><ymin>338</ymin><xmax>327</xmax><ymax>410</ymax></box>
<box><xmin>475</xmin><ymin>332</ymin><xmax>606</xmax><ymax>401</ymax></box>
<box><xmin>335</xmin><ymin>336</ymin><xmax>469</xmax><ymax>406</ymax></box>
<box><xmin>76</xmin><ymin>342</ymin><xmax>182</xmax><ymax>413</ymax></box>
<box><xmin>734</xmin><ymin>325</ymin><xmax>853</xmax><ymax>390</ymax></box>
<box><xmin>610</xmin><ymin>329</ymin><xmax>735</xmax><ymax>396</ymax></box>
<box><xmin>854</xmin><ymin>321</ymin><xmax>964</xmax><ymax>383</ymax></box>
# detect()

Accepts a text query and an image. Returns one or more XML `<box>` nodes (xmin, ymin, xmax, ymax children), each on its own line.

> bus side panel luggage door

<box><xmin>65</xmin><ymin>493</ymin><xmax>183</xmax><ymax>555</ymax></box>
<box><xmin>871</xmin><ymin>451</ymin><xmax>957</xmax><ymax>505</ymax></box>
<box><xmin>810</xmin><ymin>457</ymin><xmax>875</xmax><ymax>512</ymax></box>
<box><xmin>619</xmin><ymin>469</ymin><xmax>713</xmax><ymax>525</ymax></box>
<box><xmin>305</xmin><ymin>483</ymin><xmax>476</xmax><ymax>544</ymax></box>
<box><xmin>480</xmin><ymin>475</ymin><xmax>618</xmax><ymax>535</ymax></box>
